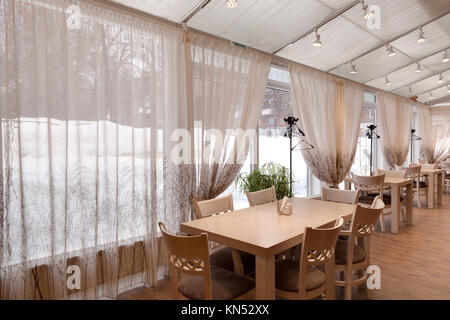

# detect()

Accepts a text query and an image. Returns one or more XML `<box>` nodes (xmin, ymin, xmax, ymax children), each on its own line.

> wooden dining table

<box><xmin>344</xmin><ymin>176</ymin><xmax>413</xmax><ymax>234</ymax></box>
<box><xmin>420</xmin><ymin>169</ymin><xmax>444</xmax><ymax>209</ymax></box>
<box><xmin>180</xmin><ymin>197</ymin><xmax>355</xmax><ymax>300</ymax></box>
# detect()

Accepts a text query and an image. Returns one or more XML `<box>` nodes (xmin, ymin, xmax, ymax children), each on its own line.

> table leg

<box><xmin>255</xmin><ymin>255</ymin><xmax>275</xmax><ymax>300</ymax></box>
<box><xmin>428</xmin><ymin>173</ymin><xmax>435</xmax><ymax>209</ymax></box>
<box><xmin>437</xmin><ymin>172</ymin><xmax>443</xmax><ymax>206</ymax></box>
<box><xmin>231</xmin><ymin>249</ymin><xmax>244</xmax><ymax>276</ymax></box>
<box><xmin>391</xmin><ymin>186</ymin><xmax>400</xmax><ymax>234</ymax></box>
<box><xmin>406</xmin><ymin>183</ymin><xmax>413</xmax><ymax>225</ymax></box>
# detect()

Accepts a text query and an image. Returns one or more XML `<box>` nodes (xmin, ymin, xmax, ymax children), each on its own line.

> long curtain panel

<box><xmin>418</xmin><ymin>103</ymin><xmax>435</xmax><ymax>163</ymax></box>
<box><xmin>430</xmin><ymin>107</ymin><xmax>450</xmax><ymax>162</ymax></box>
<box><xmin>189</xmin><ymin>34</ymin><xmax>271</xmax><ymax>201</ymax></box>
<box><xmin>376</xmin><ymin>91</ymin><xmax>413</xmax><ymax>169</ymax></box>
<box><xmin>289</xmin><ymin>65</ymin><xmax>364</xmax><ymax>188</ymax></box>
<box><xmin>0</xmin><ymin>0</ymin><xmax>192</xmax><ymax>299</ymax></box>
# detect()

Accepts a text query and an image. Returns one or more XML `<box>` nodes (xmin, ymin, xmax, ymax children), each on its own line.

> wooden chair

<box><xmin>404</xmin><ymin>165</ymin><xmax>427</xmax><ymax>208</ymax></box>
<box><xmin>441</xmin><ymin>162</ymin><xmax>450</xmax><ymax>193</ymax></box>
<box><xmin>158</xmin><ymin>222</ymin><xmax>255</xmax><ymax>300</ymax></box>
<box><xmin>352</xmin><ymin>173</ymin><xmax>389</xmax><ymax>232</ymax></box>
<box><xmin>191</xmin><ymin>194</ymin><xmax>255</xmax><ymax>276</ymax></box>
<box><xmin>245</xmin><ymin>186</ymin><xmax>277</xmax><ymax>207</ymax></box>
<box><xmin>322</xmin><ymin>187</ymin><xmax>359</xmax><ymax>205</ymax></box>
<box><xmin>421</xmin><ymin>163</ymin><xmax>437</xmax><ymax>170</ymax></box>
<box><xmin>274</xmin><ymin>216</ymin><xmax>345</xmax><ymax>300</ymax></box>
<box><xmin>335</xmin><ymin>201</ymin><xmax>384</xmax><ymax>300</ymax></box>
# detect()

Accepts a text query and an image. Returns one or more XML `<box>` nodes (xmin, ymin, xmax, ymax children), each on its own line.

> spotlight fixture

<box><xmin>349</xmin><ymin>61</ymin><xmax>358</xmax><ymax>74</ymax></box>
<box><xmin>437</xmin><ymin>73</ymin><xmax>445</xmax><ymax>83</ymax></box>
<box><xmin>385</xmin><ymin>75</ymin><xmax>392</xmax><ymax>86</ymax></box>
<box><xmin>409</xmin><ymin>85</ymin><xmax>413</xmax><ymax>93</ymax></box>
<box><xmin>225</xmin><ymin>0</ymin><xmax>238</xmax><ymax>9</ymax></box>
<box><xmin>447</xmin><ymin>85</ymin><xmax>450</xmax><ymax>93</ymax></box>
<box><xmin>386</xmin><ymin>44</ymin><xmax>396</xmax><ymax>57</ymax></box>
<box><xmin>429</xmin><ymin>91</ymin><xmax>434</xmax><ymax>99</ymax></box>
<box><xmin>443</xmin><ymin>50</ymin><xmax>450</xmax><ymax>63</ymax></box>
<box><xmin>415</xmin><ymin>62</ymin><xmax>422</xmax><ymax>73</ymax></box>
<box><xmin>417</xmin><ymin>26</ymin><xmax>426</xmax><ymax>43</ymax></box>
<box><xmin>312</xmin><ymin>29</ymin><xmax>322</xmax><ymax>47</ymax></box>
<box><xmin>361</xmin><ymin>0</ymin><xmax>373</xmax><ymax>21</ymax></box>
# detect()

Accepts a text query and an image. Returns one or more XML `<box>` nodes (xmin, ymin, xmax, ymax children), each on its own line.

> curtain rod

<box><xmin>94</xmin><ymin>0</ymin><xmax>414</xmax><ymax>103</ymax></box>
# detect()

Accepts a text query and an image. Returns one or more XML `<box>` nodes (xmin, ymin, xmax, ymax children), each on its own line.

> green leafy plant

<box><xmin>235</xmin><ymin>162</ymin><xmax>294</xmax><ymax>199</ymax></box>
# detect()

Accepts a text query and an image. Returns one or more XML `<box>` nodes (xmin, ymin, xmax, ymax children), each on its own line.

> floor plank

<box><xmin>119</xmin><ymin>194</ymin><xmax>450</xmax><ymax>300</ymax></box>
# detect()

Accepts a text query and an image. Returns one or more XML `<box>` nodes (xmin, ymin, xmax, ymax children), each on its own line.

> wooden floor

<box><xmin>119</xmin><ymin>194</ymin><xmax>450</xmax><ymax>300</ymax></box>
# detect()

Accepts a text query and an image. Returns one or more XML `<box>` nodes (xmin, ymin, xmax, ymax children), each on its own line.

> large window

<box><xmin>352</xmin><ymin>92</ymin><xmax>377</xmax><ymax>175</ymax></box>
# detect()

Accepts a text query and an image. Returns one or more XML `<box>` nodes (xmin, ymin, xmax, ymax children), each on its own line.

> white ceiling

<box><xmin>110</xmin><ymin>0</ymin><xmax>450</xmax><ymax>105</ymax></box>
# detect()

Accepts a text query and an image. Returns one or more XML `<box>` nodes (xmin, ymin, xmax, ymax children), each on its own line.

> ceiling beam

<box><xmin>272</xmin><ymin>0</ymin><xmax>361</xmax><ymax>55</ymax></box>
<box><xmin>363</xmin><ymin>46</ymin><xmax>450</xmax><ymax>84</ymax></box>
<box><xmin>415</xmin><ymin>82</ymin><xmax>450</xmax><ymax>97</ymax></box>
<box><xmin>182</xmin><ymin>0</ymin><xmax>212</xmax><ymax>24</ymax></box>
<box><xmin>390</xmin><ymin>67</ymin><xmax>450</xmax><ymax>93</ymax></box>
<box><xmin>327</xmin><ymin>9</ymin><xmax>450</xmax><ymax>73</ymax></box>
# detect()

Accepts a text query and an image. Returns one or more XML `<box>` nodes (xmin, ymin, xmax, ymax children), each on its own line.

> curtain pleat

<box><xmin>289</xmin><ymin>65</ymin><xmax>364</xmax><ymax>187</ymax></box>
<box><xmin>376</xmin><ymin>91</ymin><xmax>413</xmax><ymax>169</ymax></box>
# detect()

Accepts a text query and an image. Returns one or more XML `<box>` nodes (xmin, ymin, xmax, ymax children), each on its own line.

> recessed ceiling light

<box><xmin>437</xmin><ymin>73</ymin><xmax>445</xmax><ymax>83</ymax></box>
<box><xmin>385</xmin><ymin>75</ymin><xmax>392</xmax><ymax>86</ymax></box>
<box><xmin>349</xmin><ymin>62</ymin><xmax>357</xmax><ymax>74</ymax></box>
<box><xmin>417</xmin><ymin>26</ymin><xmax>426</xmax><ymax>43</ymax></box>
<box><xmin>312</xmin><ymin>29</ymin><xmax>322</xmax><ymax>47</ymax></box>
<box><xmin>415</xmin><ymin>62</ymin><xmax>422</xmax><ymax>73</ymax></box>
<box><xmin>443</xmin><ymin>50</ymin><xmax>449</xmax><ymax>63</ymax></box>
<box><xmin>225</xmin><ymin>0</ymin><xmax>238</xmax><ymax>9</ymax></box>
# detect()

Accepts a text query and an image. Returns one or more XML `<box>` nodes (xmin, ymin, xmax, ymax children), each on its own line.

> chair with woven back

<box><xmin>158</xmin><ymin>222</ymin><xmax>255</xmax><ymax>300</ymax></box>
<box><xmin>335</xmin><ymin>197</ymin><xmax>384</xmax><ymax>300</ymax></box>
<box><xmin>404</xmin><ymin>165</ymin><xmax>427</xmax><ymax>208</ymax></box>
<box><xmin>274</xmin><ymin>216</ymin><xmax>345</xmax><ymax>300</ymax></box>
<box><xmin>191</xmin><ymin>194</ymin><xmax>255</xmax><ymax>276</ymax></box>
<box><xmin>245</xmin><ymin>186</ymin><xmax>277</xmax><ymax>207</ymax></box>
<box><xmin>441</xmin><ymin>162</ymin><xmax>450</xmax><ymax>193</ymax></box>
<box><xmin>352</xmin><ymin>173</ymin><xmax>389</xmax><ymax>232</ymax></box>
<box><xmin>321</xmin><ymin>187</ymin><xmax>359</xmax><ymax>205</ymax></box>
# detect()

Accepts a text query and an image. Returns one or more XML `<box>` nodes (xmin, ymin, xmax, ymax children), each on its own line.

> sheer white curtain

<box><xmin>418</xmin><ymin>103</ymin><xmax>435</xmax><ymax>163</ymax></box>
<box><xmin>0</xmin><ymin>0</ymin><xmax>191</xmax><ymax>299</ymax></box>
<box><xmin>189</xmin><ymin>33</ymin><xmax>271</xmax><ymax>201</ymax></box>
<box><xmin>376</xmin><ymin>91</ymin><xmax>413</xmax><ymax>169</ymax></box>
<box><xmin>431</xmin><ymin>107</ymin><xmax>450</xmax><ymax>162</ymax></box>
<box><xmin>289</xmin><ymin>65</ymin><xmax>364</xmax><ymax>188</ymax></box>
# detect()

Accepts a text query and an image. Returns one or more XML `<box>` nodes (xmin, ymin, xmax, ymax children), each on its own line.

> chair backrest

<box><xmin>158</xmin><ymin>222</ymin><xmax>212</xmax><ymax>299</ymax></box>
<box><xmin>421</xmin><ymin>163</ymin><xmax>437</xmax><ymax>170</ymax></box>
<box><xmin>297</xmin><ymin>216</ymin><xmax>344</xmax><ymax>297</ymax></box>
<box><xmin>191</xmin><ymin>193</ymin><xmax>234</xmax><ymax>219</ymax></box>
<box><xmin>441</xmin><ymin>162</ymin><xmax>450</xmax><ymax>170</ymax></box>
<box><xmin>321</xmin><ymin>187</ymin><xmax>359</xmax><ymax>205</ymax></box>
<box><xmin>394</xmin><ymin>164</ymin><xmax>405</xmax><ymax>171</ymax></box>
<box><xmin>245</xmin><ymin>186</ymin><xmax>277</xmax><ymax>207</ymax></box>
<box><xmin>377</xmin><ymin>169</ymin><xmax>405</xmax><ymax>178</ymax></box>
<box><xmin>352</xmin><ymin>173</ymin><xmax>385</xmax><ymax>192</ymax></box>
<box><xmin>409</xmin><ymin>162</ymin><xmax>421</xmax><ymax>167</ymax></box>
<box><xmin>349</xmin><ymin>205</ymin><xmax>383</xmax><ymax>238</ymax></box>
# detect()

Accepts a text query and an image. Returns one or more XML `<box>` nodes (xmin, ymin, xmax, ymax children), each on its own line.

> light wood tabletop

<box><xmin>180</xmin><ymin>197</ymin><xmax>356</xmax><ymax>300</ymax></box>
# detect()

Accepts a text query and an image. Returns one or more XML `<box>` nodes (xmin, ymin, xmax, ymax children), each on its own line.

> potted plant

<box><xmin>235</xmin><ymin>162</ymin><xmax>294</xmax><ymax>199</ymax></box>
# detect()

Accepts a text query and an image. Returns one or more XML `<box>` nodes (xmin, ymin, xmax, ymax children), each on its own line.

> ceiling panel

<box><xmin>392</xmin><ymin>69</ymin><xmax>450</xmax><ymax>98</ymax></box>
<box><xmin>188</xmin><ymin>0</ymin><xmax>354</xmax><ymax>53</ymax></box>
<box><xmin>277</xmin><ymin>16</ymin><xmax>381</xmax><ymax>71</ymax></box>
<box><xmin>109</xmin><ymin>0</ymin><xmax>203</xmax><ymax>23</ymax></box>
<box><xmin>330</xmin><ymin>46</ymin><xmax>413</xmax><ymax>83</ymax></box>
<box><xmin>391</xmin><ymin>14</ymin><xmax>450</xmax><ymax>60</ymax></box>
<box><xmin>418</xmin><ymin>84</ymin><xmax>450</xmax><ymax>103</ymax></box>
<box><xmin>341</xmin><ymin>0</ymin><xmax>450</xmax><ymax>41</ymax></box>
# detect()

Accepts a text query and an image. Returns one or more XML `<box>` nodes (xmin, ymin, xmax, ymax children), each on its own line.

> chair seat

<box><xmin>210</xmin><ymin>246</ymin><xmax>255</xmax><ymax>275</ymax></box>
<box><xmin>275</xmin><ymin>259</ymin><xmax>326</xmax><ymax>292</ymax></box>
<box><xmin>178</xmin><ymin>265</ymin><xmax>255</xmax><ymax>300</ymax></box>
<box><xmin>413</xmin><ymin>181</ymin><xmax>428</xmax><ymax>188</ymax></box>
<box><xmin>335</xmin><ymin>239</ymin><xmax>366</xmax><ymax>265</ymax></box>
